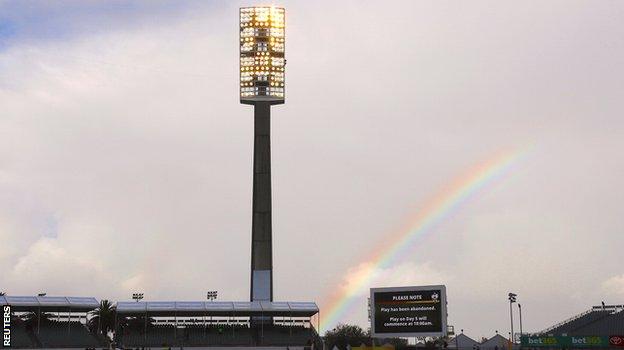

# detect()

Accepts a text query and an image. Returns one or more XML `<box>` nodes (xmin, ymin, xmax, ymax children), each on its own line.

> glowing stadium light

<box><xmin>132</xmin><ymin>293</ymin><xmax>144</xmax><ymax>302</ymax></box>
<box><xmin>207</xmin><ymin>290</ymin><xmax>218</xmax><ymax>301</ymax></box>
<box><xmin>240</xmin><ymin>6</ymin><xmax>286</xmax><ymax>103</ymax></box>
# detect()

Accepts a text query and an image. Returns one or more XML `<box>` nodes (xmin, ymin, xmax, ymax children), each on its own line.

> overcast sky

<box><xmin>1</xmin><ymin>0</ymin><xmax>623</xmax><ymax>339</ymax></box>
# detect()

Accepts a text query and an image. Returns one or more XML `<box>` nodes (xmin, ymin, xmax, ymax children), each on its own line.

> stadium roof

<box><xmin>480</xmin><ymin>334</ymin><xmax>509</xmax><ymax>349</ymax></box>
<box><xmin>540</xmin><ymin>305</ymin><xmax>624</xmax><ymax>336</ymax></box>
<box><xmin>0</xmin><ymin>296</ymin><xmax>99</xmax><ymax>312</ymax></box>
<box><xmin>448</xmin><ymin>333</ymin><xmax>479</xmax><ymax>349</ymax></box>
<box><xmin>116</xmin><ymin>301</ymin><xmax>319</xmax><ymax>317</ymax></box>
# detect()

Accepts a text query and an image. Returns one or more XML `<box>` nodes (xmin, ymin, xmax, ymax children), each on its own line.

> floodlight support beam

<box><xmin>509</xmin><ymin>301</ymin><xmax>514</xmax><ymax>345</ymax></box>
<box><xmin>518</xmin><ymin>304</ymin><xmax>523</xmax><ymax>339</ymax></box>
<box><xmin>250</xmin><ymin>101</ymin><xmax>273</xmax><ymax>302</ymax></box>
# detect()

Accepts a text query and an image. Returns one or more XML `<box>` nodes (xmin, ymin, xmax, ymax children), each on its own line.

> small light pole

<box><xmin>367</xmin><ymin>297</ymin><xmax>372</xmax><ymax>347</ymax></box>
<box><xmin>132</xmin><ymin>293</ymin><xmax>146</xmax><ymax>343</ymax></box>
<box><xmin>207</xmin><ymin>291</ymin><xmax>218</xmax><ymax>329</ymax></box>
<box><xmin>518</xmin><ymin>304</ymin><xmax>523</xmax><ymax>340</ymax></box>
<box><xmin>132</xmin><ymin>293</ymin><xmax>144</xmax><ymax>302</ymax></box>
<box><xmin>508</xmin><ymin>293</ymin><xmax>517</xmax><ymax>347</ymax></box>
<box><xmin>36</xmin><ymin>293</ymin><xmax>46</xmax><ymax>335</ymax></box>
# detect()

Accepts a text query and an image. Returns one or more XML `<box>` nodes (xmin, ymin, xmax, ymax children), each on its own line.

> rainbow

<box><xmin>319</xmin><ymin>147</ymin><xmax>530</xmax><ymax>331</ymax></box>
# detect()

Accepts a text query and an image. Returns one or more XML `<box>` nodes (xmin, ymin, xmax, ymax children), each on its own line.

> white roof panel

<box><xmin>261</xmin><ymin>301</ymin><xmax>290</xmax><ymax>311</ymax></box>
<box><xmin>38</xmin><ymin>296</ymin><xmax>69</xmax><ymax>307</ymax></box>
<box><xmin>0</xmin><ymin>296</ymin><xmax>98</xmax><ymax>311</ymax></box>
<box><xmin>116</xmin><ymin>300</ymin><xmax>318</xmax><ymax>316</ymax></box>
<box><xmin>146</xmin><ymin>301</ymin><xmax>176</xmax><ymax>312</ymax></box>
<box><xmin>5</xmin><ymin>296</ymin><xmax>39</xmax><ymax>306</ymax></box>
<box><xmin>288</xmin><ymin>302</ymin><xmax>319</xmax><ymax>311</ymax></box>
<box><xmin>116</xmin><ymin>302</ymin><xmax>146</xmax><ymax>312</ymax></box>
<box><xmin>175</xmin><ymin>302</ymin><xmax>205</xmax><ymax>311</ymax></box>
<box><xmin>205</xmin><ymin>302</ymin><xmax>234</xmax><ymax>311</ymax></box>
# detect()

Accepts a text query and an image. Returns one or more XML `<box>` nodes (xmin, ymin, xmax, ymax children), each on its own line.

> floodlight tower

<box><xmin>240</xmin><ymin>6</ymin><xmax>285</xmax><ymax>303</ymax></box>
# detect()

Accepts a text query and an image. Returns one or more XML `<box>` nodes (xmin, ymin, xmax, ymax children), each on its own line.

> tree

<box><xmin>88</xmin><ymin>299</ymin><xmax>116</xmax><ymax>339</ymax></box>
<box><xmin>425</xmin><ymin>336</ymin><xmax>449</xmax><ymax>349</ymax></box>
<box><xmin>324</xmin><ymin>323</ymin><xmax>369</xmax><ymax>350</ymax></box>
<box><xmin>379</xmin><ymin>336</ymin><xmax>408</xmax><ymax>348</ymax></box>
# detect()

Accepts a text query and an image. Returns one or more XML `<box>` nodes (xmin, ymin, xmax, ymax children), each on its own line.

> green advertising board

<box><xmin>521</xmin><ymin>336</ymin><xmax>610</xmax><ymax>348</ymax></box>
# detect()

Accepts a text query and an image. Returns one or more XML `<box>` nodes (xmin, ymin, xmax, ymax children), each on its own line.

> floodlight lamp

<box><xmin>240</xmin><ymin>6</ymin><xmax>286</xmax><ymax>104</ymax></box>
<box><xmin>207</xmin><ymin>290</ymin><xmax>218</xmax><ymax>300</ymax></box>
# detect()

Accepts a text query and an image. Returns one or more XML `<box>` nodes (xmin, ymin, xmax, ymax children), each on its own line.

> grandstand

<box><xmin>539</xmin><ymin>304</ymin><xmax>624</xmax><ymax>336</ymax></box>
<box><xmin>36</xmin><ymin>320</ymin><xmax>102</xmax><ymax>348</ymax></box>
<box><xmin>115</xmin><ymin>300</ymin><xmax>321</xmax><ymax>348</ymax></box>
<box><xmin>2</xmin><ymin>296</ymin><xmax>321</xmax><ymax>349</ymax></box>
<box><xmin>0</xmin><ymin>295</ymin><xmax>107</xmax><ymax>349</ymax></box>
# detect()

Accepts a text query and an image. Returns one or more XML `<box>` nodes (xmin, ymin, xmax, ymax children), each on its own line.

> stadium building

<box><xmin>447</xmin><ymin>333</ymin><xmax>480</xmax><ymax>350</ymax></box>
<box><xmin>1</xmin><ymin>295</ymin><xmax>321</xmax><ymax>349</ymax></box>
<box><xmin>446</xmin><ymin>305</ymin><xmax>624</xmax><ymax>350</ymax></box>
<box><xmin>0</xmin><ymin>295</ymin><xmax>106</xmax><ymax>348</ymax></box>
<box><xmin>521</xmin><ymin>304</ymin><xmax>624</xmax><ymax>349</ymax></box>
<box><xmin>537</xmin><ymin>304</ymin><xmax>624</xmax><ymax>337</ymax></box>
<box><xmin>114</xmin><ymin>300</ymin><xmax>320</xmax><ymax>348</ymax></box>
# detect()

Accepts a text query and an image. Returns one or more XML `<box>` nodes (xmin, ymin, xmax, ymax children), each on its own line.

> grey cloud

<box><xmin>0</xmin><ymin>0</ymin><xmax>623</xmax><ymax>338</ymax></box>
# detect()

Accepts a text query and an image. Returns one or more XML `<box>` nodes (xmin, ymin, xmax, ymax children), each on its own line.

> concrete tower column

<box><xmin>250</xmin><ymin>101</ymin><xmax>273</xmax><ymax>302</ymax></box>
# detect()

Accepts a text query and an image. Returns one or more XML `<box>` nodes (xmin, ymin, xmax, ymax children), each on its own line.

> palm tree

<box><xmin>88</xmin><ymin>299</ymin><xmax>116</xmax><ymax>339</ymax></box>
